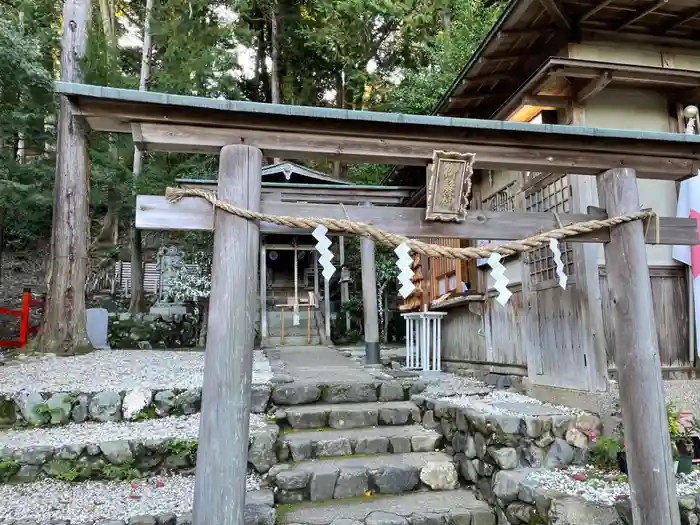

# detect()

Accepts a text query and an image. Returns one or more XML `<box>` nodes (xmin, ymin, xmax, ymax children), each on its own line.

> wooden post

<box><xmin>324</xmin><ymin>272</ymin><xmax>331</xmax><ymax>340</ymax></box>
<box><xmin>260</xmin><ymin>243</ymin><xmax>267</xmax><ymax>339</ymax></box>
<box><xmin>567</xmin><ymin>104</ymin><xmax>608</xmax><ymax>392</ymax></box>
<box><xmin>314</xmin><ymin>251</ymin><xmax>320</xmax><ymax>301</ymax></box>
<box><xmin>597</xmin><ymin>168</ymin><xmax>680</xmax><ymax>525</ymax></box>
<box><xmin>19</xmin><ymin>289</ymin><xmax>31</xmax><ymax>349</ymax></box>
<box><xmin>360</xmin><ymin>203</ymin><xmax>380</xmax><ymax>364</ymax></box>
<box><xmin>340</xmin><ymin>236</ymin><xmax>351</xmax><ymax>331</ymax></box>
<box><xmin>193</xmin><ymin>144</ymin><xmax>262</xmax><ymax>525</ymax></box>
<box><xmin>40</xmin><ymin>0</ymin><xmax>92</xmax><ymax>354</ymax></box>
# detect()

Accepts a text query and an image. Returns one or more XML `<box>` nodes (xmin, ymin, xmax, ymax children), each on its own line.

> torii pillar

<box><xmin>360</xmin><ymin>202</ymin><xmax>380</xmax><ymax>364</ymax></box>
<box><xmin>193</xmin><ymin>145</ymin><xmax>261</xmax><ymax>525</ymax></box>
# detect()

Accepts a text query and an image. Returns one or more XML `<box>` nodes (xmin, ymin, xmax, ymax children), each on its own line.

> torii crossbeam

<box><xmin>56</xmin><ymin>81</ymin><xmax>700</xmax><ymax>525</ymax></box>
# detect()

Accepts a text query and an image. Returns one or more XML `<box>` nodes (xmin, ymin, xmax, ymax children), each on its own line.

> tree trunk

<box><xmin>38</xmin><ymin>0</ymin><xmax>93</xmax><ymax>355</ymax></box>
<box><xmin>269</xmin><ymin>1</ymin><xmax>281</xmax><ymax>164</ymax></box>
<box><xmin>129</xmin><ymin>0</ymin><xmax>154</xmax><ymax>314</ymax></box>
<box><xmin>333</xmin><ymin>72</ymin><xmax>344</xmax><ymax>178</ymax></box>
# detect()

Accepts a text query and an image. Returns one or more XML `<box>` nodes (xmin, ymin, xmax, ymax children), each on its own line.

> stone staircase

<box><xmin>265</xmin><ymin>379</ymin><xmax>496</xmax><ymax>525</ymax></box>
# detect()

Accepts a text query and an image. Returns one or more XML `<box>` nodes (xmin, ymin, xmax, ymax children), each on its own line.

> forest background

<box><xmin>0</xmin><ymin>0</ymin><xmax>502</xmax><ymax>339</ymax></box>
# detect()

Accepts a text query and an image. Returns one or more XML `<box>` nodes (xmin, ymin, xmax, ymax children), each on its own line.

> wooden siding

<box><xmin>600</xmin><ymin>266</ymin><xmax>691</xmax><ymax>372</ymax></box>
<box><xmin>441</xmin><ymin>286</ymin><xmax>527</xmax><ymax>373</ymax></box>
<box><xmin>524</xmin><ymin>282</ymin><xmax>591</xmax><ymax>390</ymax></box>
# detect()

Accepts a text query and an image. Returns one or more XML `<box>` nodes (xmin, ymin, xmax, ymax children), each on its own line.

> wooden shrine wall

<box><xmin>600</xmin><ymin>266</ymin><xmax>693</xmax><ymax>378</ymax></box>
<box><xmin>440</xmin><ymin>285</ymin><xmax>528</xmax><ymax>375</ymax></box>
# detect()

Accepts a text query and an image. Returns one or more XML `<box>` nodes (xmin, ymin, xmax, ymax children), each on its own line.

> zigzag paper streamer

<box><xmin>312</xmin><ymin>225</ymin><xmax>336</xmax><ymax>280</ymax></box>
<box><xmin>488</xmin><ymin>253</ymin><xmax>512</xmax><ymax>306</ymax></box>
<box><xmin>549</xmin><ymin>239</ymin><xmax>568</xmax><ymax>290</ymax></box>
<box><xmin>394</xmin><ymin>242</ymin><xmax>416</xmax><ymax>299</ymax></box>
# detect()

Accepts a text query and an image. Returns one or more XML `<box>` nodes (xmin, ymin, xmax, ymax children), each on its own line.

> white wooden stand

<box><xmin>402</xmin><ymin>312</ymin><xmax>447</xmax><ymax>372</ymax></box>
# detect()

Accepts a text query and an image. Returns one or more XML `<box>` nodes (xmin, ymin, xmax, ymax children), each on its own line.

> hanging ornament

<box><xmin>549</xmin><ymin>239</ymin><xmax>568</xmax><ymax>290</ymax></box>
<box><xmin>312</xmin><ymin>225</ymin><xmax>335</xmax><ymax>280</ymax></box>
<box><xmin>395</xmin><ymin>242</ymin><xmax>416</xmax><ymax>299</ymax></box>
<box><xmin>488</xmin><ymin>253</ymin><xmax>512</xmax><ymax>306</ymax></box>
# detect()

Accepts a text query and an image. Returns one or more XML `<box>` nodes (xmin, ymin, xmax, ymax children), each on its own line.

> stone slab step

<box><xmin>0</xmin><ymin>476</ymin><xmax>275</xmax><ymax>525</ymax></box>
<box><xmin>277</xmin><ymin>425</ymin><xmax>442</xmax><ymax>462</ymax></box>
<box><xmin>271</xmin><ymin>380</ymin><xmax>421</xmax><ymax>407</ymax></box>
<box><xmin>284</xmin><ymin>401</ymin><xmax>421</xmax><ymax>429</ymax></box>
<box><xmin>270</xmin><ymin>451</ymin><xmax>458</xmax><ymax>503</ymax></box>
<box><xmin>277</xmin><ymin>488</ymin><xmax>495</xmax><ymax>525</ymax></box>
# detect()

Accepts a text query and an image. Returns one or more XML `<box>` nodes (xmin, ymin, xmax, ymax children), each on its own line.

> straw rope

<box><xmin>165</xmin><ymin>187</ymin><xmax>656</xmax><ymax>260</ymax></box>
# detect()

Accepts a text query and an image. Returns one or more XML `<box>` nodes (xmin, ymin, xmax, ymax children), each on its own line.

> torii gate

<box><xmin>56</xmin><ymin>82</ymin><xmax>700</xmax><ymax>525</ymax></box>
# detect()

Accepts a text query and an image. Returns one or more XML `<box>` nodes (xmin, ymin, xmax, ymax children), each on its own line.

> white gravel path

<box><xmin>438</xmin><ymin>389</ymin><xmax>585</xmax><ymax>416</ymax></box>
<box><xmin>0</xmin><ymin>473</ymin><xmax>263</xmax><ymax>523</ymax></box>
<box><xmin>0</xmin><ymin>413</ymin><xmax>269</xmax><ymax>449</ymax></box>
<box><xmin>527</xmin><ymin>466</ymin><xmax>700</xmax><ymax>506</ymax></box>
<box><xmin>0</xmin><ymin>350</ymin><xmax>273</xmax><ymax>393</ymax></box>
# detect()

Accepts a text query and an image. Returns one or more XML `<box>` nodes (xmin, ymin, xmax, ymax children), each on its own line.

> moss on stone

<box><xmin>0</xmin><ymin>459</ymin><xmax>19</xmax><ymax>483</ymax></box>
<box><xmin>0</xmin><ymin>395</ymin><xmax>16</xmax><ymax>427</ymax></box>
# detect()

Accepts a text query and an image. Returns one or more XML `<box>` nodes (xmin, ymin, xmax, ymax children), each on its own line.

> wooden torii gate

<box><xmin>56</xmin><ymin>82</ymin><xmax>700</xmax><ymax>525</ymax></box>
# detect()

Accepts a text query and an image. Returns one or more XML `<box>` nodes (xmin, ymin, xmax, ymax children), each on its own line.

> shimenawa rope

<box><xmin>165</xmin><ymin>187</ymin><xmax>656</xmax><ymax>260</ymax></box>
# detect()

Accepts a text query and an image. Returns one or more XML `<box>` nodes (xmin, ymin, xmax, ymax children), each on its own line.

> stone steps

<box><xmin>271</xmin><ymin>380</ymin><xmax>421</xmax><ymax>407</ymax></box>
<box><xmin>0</xmin><ymin>476</ymin><xmax>275</xmax><ymax>525</ymax></box>
<box><xmin>277</xmin><ymin>488</ymin><xmax>496</xmax><ymax>525</ymax></box>
<box><xmin>270</xmin><ymin>451</ymin><xmax>458</xmax><ymax>503</ymax></box>
<box><xmin>277</xmin><ymin>425</ymin><xmax>442</xmax><ymax>462</ymax></box>
<box><xmin>283</xmin><ymin>401</ymin><xmax>421</xmax><ymax>430</ymax></box>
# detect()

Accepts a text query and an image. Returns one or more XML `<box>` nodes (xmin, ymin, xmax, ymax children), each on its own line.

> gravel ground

<box><xmin>0</xmin><ymin>473</ymin><xmax>263</xmax><ymax>523</ymax></box>
<box><xmin>0</xmin><ymin>350</ymin><xmax>273</xmax><ymax>393</ymax></box>
<box><xmin>438</xmin><ymin>389</ymin><xmax>586</xmax><ymax>416</ymax></box>
<box><xmin>0</xmin><ymin>413</ymin><xmax>268</xmax><ymax>449</ymax></box>
<box><xmin>528</xmin><ymin>466</ymin><xmax>700</xmax><ymax>506</ymax></box>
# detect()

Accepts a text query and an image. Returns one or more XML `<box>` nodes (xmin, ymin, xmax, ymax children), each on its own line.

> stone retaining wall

<box><xmin>0</xmin><ymin>424</ymin><xmax>278</xmax><ymax>483</ymax></box>
<box><xmin>411</xmin><ymin>396</ymin><xmax>600</xmax><ymax>491</ymax></box>
<box><xmin>107</xmin><ymin>312</ymin><xmax>200</xmax><ymax>349</ymax></box>
<box><xmin>487</xmin><ymin>468</ymin><xmax>698</xmax><ymax>525</ymax></box>
<box><xmin>0</xmin><ymin>385</ymin><xmax>272</xmax><ymax>428</ymax></box>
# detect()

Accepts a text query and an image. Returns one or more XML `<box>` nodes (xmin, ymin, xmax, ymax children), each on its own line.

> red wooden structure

<box><xmin>0</xmin><ymin>288</ymin><xmax>45</xmax><ymax>348</ymax></box>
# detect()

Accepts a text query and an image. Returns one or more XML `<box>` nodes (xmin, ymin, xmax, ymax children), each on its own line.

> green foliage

<box><xmin>164</xmin><ymin>439</ymin><xmax>198</xmax><ymax>461</ymax></box>
<box><xmin>588</xmin><ymin>436</ymin><xmax>622</xmax><ymax>471</ymax></box>
<box><xmin>101</xmin><ymin>462</ymin><xmax>142</xmax><ymax>481</ymax></box>
<box><xmin>0</xmin><ymin>459</ymin><xmax>20</xmax><ymax>482</ymax></box>
<box><xmin>134</xmin><ymin>404</ymin><xmax>158</xmax><ymax>421</ymax></box>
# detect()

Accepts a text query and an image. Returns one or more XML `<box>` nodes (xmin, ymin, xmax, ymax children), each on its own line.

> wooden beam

<box><xmin>449</xmin><ymin>92</ymin><xmax>508</xmax><ymax>104</ymax></box>
<box><xmin>479</xmin><ymin>49</ymin><xmax>540</xmax><ymax>62</ymax></box>
<box><xmin>181</xmin><ymin>181</ymin><xmax>416</xmax><ymax>206</ymax></box>
<box><xmin>579</xmin><ymin>0</ymin><xmax>613</xmax><ymax>22</ymax></box>
<box><xmin>576</xmin><ymin>71</ymin><xmax>612</xmax><ymax>102</ymax></box>
<box><xmin>538</xmin><ymin>0</ymin><xmax>569</xmax><ymax>29</ymax></box>
<box><xmin>135</xmin><ymin>195</ymin><xmax>700</xmax><ymax>245</ymax></box>
<box><xmin>132</xmin><ymin>123</ymin><xmax>699</xmax><ymax>180</ymax></box>
<box><xmin>521</xmin><ymin>95</ymin><xmax>572</xmax><ymax>108</ymax></box>
<box><xmin>460</xmin><ymin>72</ymin><xmax>514</xmax><ymax>84</ymax></box>
<box><xmin>497</xmin><ymin>25</ymin><xmax>555</xmax><ymax>38</ymax></box>
<box><xmin>597</xmin><ymin>167</ymin><xmax>681</xmax><ymax>525</ymax></box>
<box><xmin>617</xmin><ymin>0</ymin><xmax>670</xmax><ymax>31</ymax></box>
<box><xmin>582</xmin><ymin>29</ymin><xmax>700</xmax><ymax>51</ymax></box>
<box><xmin>657</xmin><ymin>6</ymin><xmax>700</xmax><ymax>33</ymax></box>
<box><xmin>193</xmin><ymin>145</ymin><xmax>261</xmax><ymax>525</ymax></box>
